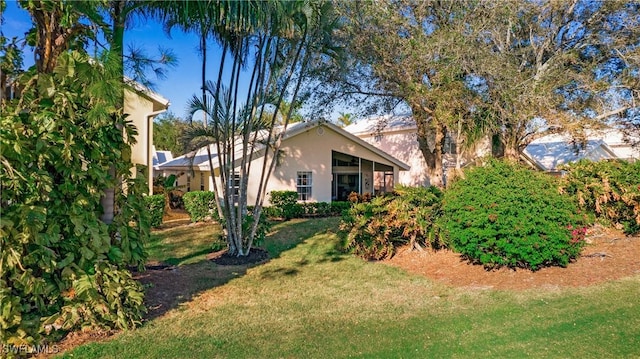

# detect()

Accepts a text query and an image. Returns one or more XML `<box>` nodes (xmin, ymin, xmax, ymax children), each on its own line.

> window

<box><xmin>297</xmin><ymin>171</ymin><xmax>312</xmax><ymax>201</ymax></box>
<box><xmin>200</xmin><ymin>172</ymin><xmax>205</xmax><ymax>191</ymax></box>
<box><xmin>229</xmin><ymin>172</ymin><xmax>241</xmax><ymax>203</ymax></box>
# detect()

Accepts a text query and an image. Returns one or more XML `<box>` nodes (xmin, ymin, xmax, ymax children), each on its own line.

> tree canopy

<box><xmin>309</xmin><ymin>0</ymin><xmax>640</xmax><ymax>185</ymax></box>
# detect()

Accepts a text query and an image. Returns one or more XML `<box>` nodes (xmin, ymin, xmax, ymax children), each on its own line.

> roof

<box><xmin>125</xmin><ymin>76</ymin><xmax>170</xmax><ymax>108</ymax></box>
<box><xmin>152</xmin><ymin>146</ymin><xmax>173</xmax><ymax>167</ymax></box>
<box><xmin>523</xmin><ymin>136</ymin><xmax>618</xmax><ymax>171</ymax></box>
<box><xmin>523</xmin><ymin>128</ymin><xmax>640</xmax><ymax>171</ymax></box>
<box><xmin>344</xmin><ymin>114</ymin><xmax>416</xmax><ymax>135</ymax></box>
<box><xmin>157</xmin><ymin>119</ymin><xmax>409</xmax><ymax>171</ymax></box>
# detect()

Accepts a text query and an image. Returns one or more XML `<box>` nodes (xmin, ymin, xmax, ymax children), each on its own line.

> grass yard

<box><xmin>145</xmin><ymin>222</ymin><xmax>225</xmax><ymax>266</ymax></box>
<box><xmin>61</xmin><ymin>218</ymin><xmax>640</xmax><ymax>358</ymax></box>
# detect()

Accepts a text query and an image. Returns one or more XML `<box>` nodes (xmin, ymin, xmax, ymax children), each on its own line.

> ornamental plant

<box><xmin>1</xmin><ymin>52</ymin><xmax>147</xmax><ymax>346</ymax></box>
<box><xmin>438</xmin><ymin>160</ymin><xmax>588</xmax><ymax>271</ymax></box>
<box><xmin>340</xmin><ymin>186</ymin><xmax>443</xmax><ymax>260</ymax></box>
<box><xmin>144</xmin><ymin>195</ymin><xmax>166</xmax><ymax>228</ymax></box>
<box><xmin>560</xmin><ymin>160</ymin><xmax>640</xmax><ymax>235</ymax></box>
<box><xmin>269</xmin><ymin>191</ymin><xmax>303</xmax><ymax>220</ymax></box>
<box><xmin>183</xmin><ymin>191</ymin><xmax>217</xmax><ymax>222</ymax></box>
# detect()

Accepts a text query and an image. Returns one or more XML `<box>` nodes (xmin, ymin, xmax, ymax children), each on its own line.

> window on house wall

<box><xmin>200</xmin><ymin>172</ymin><xmax>205</xmax><ymax>191</ymax></box>
<box><xmin>229</xmin><ymin>172</ymin><xmax>241</xmax><ymax>203</ymax></box>
<box><xmin>297</xmin><ymin>171</ymin><xmax>312</xmax><ymax>201</ymax></box>
<box><xmin>186</xmin><ymin>173</ymin><xmax>191</xmax><ymax>192</ymax></box>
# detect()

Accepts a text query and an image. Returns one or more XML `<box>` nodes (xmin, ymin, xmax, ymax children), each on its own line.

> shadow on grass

<box><xmin>162</xmin><ymin>247</ymin><xmax>217</xmax><ymax>266</ymax></box>
<box><xmin>135</xmin><ymin>261</ymin><xmax>253</xmax><ymax>321</ymax></box>
<box><xmin>137</xmin><ymin>217</ymin><xmax>345</xmax><ymax>321</ymax></box>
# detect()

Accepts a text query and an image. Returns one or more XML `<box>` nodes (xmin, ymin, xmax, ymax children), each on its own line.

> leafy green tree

<box><xmin>315</xmin><ymin>0</ymin><xmax>485</xmax><ymax>187</ymax></box>
<box><xmin>469</xmin><ymin>1</ymin><xmax>640</xmax><ymax>159</ymax></box>
<box><xmin>0</xmin><ymin>0</ymin><xmax>175</xmax><ymax>346</ymax></box>
<box><xmin>311</xmin><ymin>0</ymin><xmax>640</xmax><ymax>184</ymax></box>
<box><xmin>153</xmin><ymin>111</ymin><xmax>189</xmax><ymax>155</ymax></box>
<box><xmin>174</xmin><ymin>1</ymin><xmax>340</xmax><ymax>256</ymax></box>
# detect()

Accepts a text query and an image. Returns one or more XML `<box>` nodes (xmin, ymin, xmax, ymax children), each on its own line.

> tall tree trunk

<box><xmin>414</xmin><ymin>112</ymin><xmax>446</xmax><ymax>188</ymax></box>
<box><xmin>100</xmin><ymin>0</ymin><xmax>126</xmax><ymax>224</ymax></box>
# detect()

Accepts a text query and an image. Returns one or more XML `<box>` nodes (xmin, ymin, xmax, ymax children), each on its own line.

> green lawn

<box><xmin>61</xmin><ymin>217</ymin><xmax>640</xmax><ymax>358</ymax></box>
<box><xmin>145</xmin><ymin>222</ymin><xmax>225</xmax><ymax>266</ymax></box>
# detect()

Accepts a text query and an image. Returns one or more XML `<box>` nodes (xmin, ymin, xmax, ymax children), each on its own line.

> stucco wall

<box><xmin>174</xmin><ymin>123</ymin><xmax>404</xmax><ymax>205</ymax></box>
<box><xmin>358</xmin><ymin>130</ymin><xmax>429</xmax><ymax>187</ymax></box>
<box><xmin>124</xmin><ymin>89</ymin><xmax>154</xmax><ymax>166</ymax></box>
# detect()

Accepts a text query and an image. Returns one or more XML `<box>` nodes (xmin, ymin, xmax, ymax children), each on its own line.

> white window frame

<box><xmin>297</xmin><ymin>171</ymin><xmax>312</xmax><ymax>201</ymax></box>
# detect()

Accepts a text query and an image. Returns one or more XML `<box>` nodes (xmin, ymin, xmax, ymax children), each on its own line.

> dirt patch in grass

<box><xmin>385</xmin><ymin>226</ymin><xmax>640</xmax><ymax>290</ymax></box>
<box><xmin>207</xmin><ymin>247</ymin><xmax>270</xmax><ymax>265</ymax></box>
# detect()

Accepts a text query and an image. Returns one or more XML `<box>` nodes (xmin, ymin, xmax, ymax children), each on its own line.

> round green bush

<box><xmin>438</xmin><ymin>160</ymin><xmax>588</xmax><ymax>271</ymax></box>
<box><xmin>183</xmin><ymin>191</ymin><xmax>217</xmax><ymax>222</ymax></box>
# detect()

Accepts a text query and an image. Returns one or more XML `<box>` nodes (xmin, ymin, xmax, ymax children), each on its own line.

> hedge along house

<box><xmin>156</xmin><ymin>119</ymin><xmax>409</xmax><ymax>204</ymax></box>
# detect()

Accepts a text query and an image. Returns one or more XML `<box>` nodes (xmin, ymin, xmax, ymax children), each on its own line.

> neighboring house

<box><xmin>157</xmin><ymin>119</ymin><xmax>410</xmax><ymax>204</ymax></box>
<box><xmin>151</xmin><ymin>145</ymin><xmax>173</xmax><ymax>177</ymax></box>
<box><xmin>124</xmin><ymin>79</ymin><xmax>170</xmax><ymax>194</ymax></box>
<box><xmin>522</xmin><ymin>129</ymin><xmax>640</xmax><ymax>174</ymax></box>
<box><xmin>344</xmin><ymin>114</ymin><xmax>491</xmax><ymax>186</ymax></box>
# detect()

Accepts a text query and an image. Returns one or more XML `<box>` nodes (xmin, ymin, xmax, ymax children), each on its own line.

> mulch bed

<box><xmin>385</xmin><ymin>226</ymin><xmax>640</xmax><ymax>291</ymax></box>
<box><xmin>207</xmin><ymin>248</ymin><xmax>270</xmax><ymax>266</ymax></box>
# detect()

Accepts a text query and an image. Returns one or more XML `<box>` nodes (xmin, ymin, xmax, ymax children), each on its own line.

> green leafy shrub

<box><xmin>269</xmin><ymin>190</ymin><xmax>303</xmax><ymax>220</ymax></box>
<box><xmin>0</xmin><ymin>52</ymin><xmax>147</xmax><ymax>346</ymax></box>
<box><xmin>340</xmin><ymin>186</ymin><xmax>443</xmax><ymax>260</ymax></box>
<box><xmin>330</xmin><ymin>201</ymin><xmax>351</xmax><ymax>216</ymax></box>
<box><xmin>144</xmin><ymin>195</ymin><xmax>165</xmax><ymax>228</ymax></box>
<box><xmin>183</xmin><ymin>191</ymin><xmax>217</xmax><ymax>222</ymax></box>
<box><xmin>560</xmin><ymin>160</ymin><xmax>640</xmax><ymax>235</ymax></box>
<box><xmin>261</xmin><ymin>206</ymin><xmax>280</xmax><ymax>219</ymax></box>
<box><xmin>438</xmin><ymin>160</ymin><xmax>587</xmax><ymax>271</ymax></box>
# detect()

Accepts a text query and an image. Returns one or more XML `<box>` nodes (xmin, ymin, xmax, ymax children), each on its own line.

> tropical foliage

<box><xmin>171</xmin><ymin>1</ymin><xmax>340</xmax><ymax>256</ymax></box>
<box><xmin>1</xmin><ymin>51</ymin><xmax>148</xmax><ymax>346</ymax></box>
<box><xmin>560</xmin><ymin>160</ymin><xmax>640</xmax><ymax>235</ymax></box>
<box><xmin>438</xmin><ymin>160</ymin><xmax>588</xmax><ymax>270</ymax></box>
<box><xmin>340</xmin><ymin>186</ymin><xmax>443</xmax><ymax>260</ymax></box>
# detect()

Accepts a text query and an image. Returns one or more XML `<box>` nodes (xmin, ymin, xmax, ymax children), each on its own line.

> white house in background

<box><xmin>522</xmin><ymin>129</ymin><xmax>640</xmax><ymax>174</ymax></box>
<box><xmin>156</xmin><ymin>119</ymin><xmax>410</xmax><ymax>204</ymax></box>
<box><xmin>344</xmin><ymin>114</ymin><xmax>491</xmax><ymax>186</ymax></box>
<box><xmin>151</xmin><ymin>145</ymin><xmax>173</xmax><ymax>177</ymax></box>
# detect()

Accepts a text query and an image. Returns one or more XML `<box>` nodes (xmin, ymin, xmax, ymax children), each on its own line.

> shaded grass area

<box><xmin>63</xmin><ymin>217</ymin><xmax>640</xmax><ymax>358</ymax></box>
<box><xmin>145</xmin><ymin>222</ymin><xmax>225</xmax><ymax>266</ymax></box>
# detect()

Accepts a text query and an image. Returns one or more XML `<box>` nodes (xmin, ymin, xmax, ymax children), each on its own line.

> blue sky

<box><xmin>2</xmin><ymin>1</ymin><xmax>216</xmax><ymax>120</ymax></box>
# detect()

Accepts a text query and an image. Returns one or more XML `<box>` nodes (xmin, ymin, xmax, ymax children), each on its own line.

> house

<box><xmin>522</xmin><ymin>129</ymin><xmax>640</xmax><ymax>174</ymax></box>
<box><xmin>344</xmin><ymin>114</ymin><xmax>491</xmax><ymax>186</ymax></box>
<box><xmin>156</xmin><ymin>119</ymin><xmax>410</xmax><ymax>204</ymax></box>
<box><xmin>124</xmin><ymin>79</ymin><xmax>170</xmax><ymax>194</ymax></box>
<box><xmin>99</xmin><ymin>81</ymin><xmax>170</xmax><ymax>223</ymax></box>
<box><xmin>152</xmin><ymin>145</ymin><xmax>173</xmax><ymax>177</ymax></box>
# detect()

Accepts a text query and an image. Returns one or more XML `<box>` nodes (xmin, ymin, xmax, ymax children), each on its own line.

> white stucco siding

<box><xmin>358</xmin><ymin>130</ymin><xmax>429</xmax><ymax>187</ymax></box>
<box><xmin>258</xmin><ymin>124</ymin><xmax>405</xmax><ymax>204</ymax></box>
<box><xmin>125</xmin><ymin>89</ymin><xmax>154</xmax><ymax>166</ymax></box>
<box><xmin>166</xmin><ymin>122</ymin><xmax>407</xmax><ymax>205</ymax></box>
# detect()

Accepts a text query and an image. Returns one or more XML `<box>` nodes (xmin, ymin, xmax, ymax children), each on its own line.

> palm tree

<box><xmin>337</xmin><ymin>112</ymin><xmax>353</xmax><ymax>127</ymax></box>
<box><xmin>176</xmin><ymin>1</ymin><xmax>340</xmax><ymax>256</ymax></box>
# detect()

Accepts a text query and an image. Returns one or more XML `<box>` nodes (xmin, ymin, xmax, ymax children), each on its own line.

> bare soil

<box><xmin>385</xmin><ymin>225</ymin><xmax>640</xmax><ymax>290</ymax></box>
